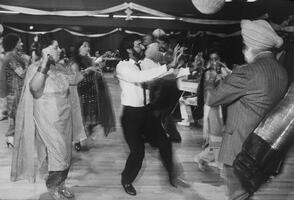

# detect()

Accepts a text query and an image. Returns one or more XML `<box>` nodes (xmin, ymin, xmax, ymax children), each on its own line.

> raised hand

<box><xmin>85</xmin><ymin>66</ymin><xmax>103</xmax><ymax>75</ymax></box>
<box><xmin>168</xmin><ymin>44</ymin><xmax>183</xmax><ymax>69</ymax></box>
<box><xmin>220</xmin><ymin>64</ymin><xmax>232</xmax><ymax>78</ymax></box>
<box><xmin>173</xmin><ymin>44</ymin><xmax>181</xmax><ymax>57</ymax></box>
<box><xmin>38</xmin><ymin>54</ymin><xmax>54</xmax><ymax>74</ymax></box>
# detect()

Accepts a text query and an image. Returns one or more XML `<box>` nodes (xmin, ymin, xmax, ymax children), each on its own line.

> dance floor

<box><xmin>0</xmin><ymin>73</ymin><xmax>293</xmax><ymax>200</ymax></box>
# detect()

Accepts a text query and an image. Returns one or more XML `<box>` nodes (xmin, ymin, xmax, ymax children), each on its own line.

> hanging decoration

<box><xmin>4</xmin><ymin>24</ymin><xmax>243</xmax><ymax>38</ymax></box>
<box><xmin>191</xmin><ymin>0</ymin><xmax>225</xmax><ymax>14</ymax></box>
<box><xmin>0</xmin><ymin>2</ymin><xmax>285</xmax><ymax>26</ymax></box>
<box><xmin>0</xmin><ymin>3</ymin><xmax>241</xmax><ymax>25</ymax></box>
<box><xmin>124</xmin><ymin>8</ymin><xmax>133</xmax><ymax>21</ymax></box>
<box><xmin>4</xmin><ymin>25</ymin><xmax>123</xmax><ymax>38</ymax></box>
<box><xmin>124</xmin><ymin>30</ymin><xmax>146</xmax><ymax>36</ymax></box>
<box><xmin>2</xmin><ymin>12</ymin><xmax>293</xmax><ymax>39</ymax></box>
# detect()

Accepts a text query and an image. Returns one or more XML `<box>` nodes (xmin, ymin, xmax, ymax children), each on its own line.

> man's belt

<box><xmin>233</xmin><ymin>83</ymin><xmax>294</xmax><ymax>195</ymax></box>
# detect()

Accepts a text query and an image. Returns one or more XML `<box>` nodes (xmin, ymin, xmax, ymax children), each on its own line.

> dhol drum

<box><xmin>233</xmin><ymin>83</ymin><xmax>294</xmax><ymax>194</ymax></box>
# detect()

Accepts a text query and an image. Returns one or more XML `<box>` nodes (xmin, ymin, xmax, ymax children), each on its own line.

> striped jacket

<box><xmin>206</xmin><ymin>52</ymin><xmax>288</xmax><ymax>165</ymax></box>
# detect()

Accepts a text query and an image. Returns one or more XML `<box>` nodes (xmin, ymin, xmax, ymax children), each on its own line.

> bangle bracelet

<box><xmin>37</xmin><ymin>66</ymin><xmax>49</xmax><ymax>74</ymax></box>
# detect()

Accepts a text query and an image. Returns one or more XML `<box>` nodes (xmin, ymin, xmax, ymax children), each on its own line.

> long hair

<box><xmin>72</xmin><ymin>39</ymin><xmax>92</xmax><ymax>70</ymax></box>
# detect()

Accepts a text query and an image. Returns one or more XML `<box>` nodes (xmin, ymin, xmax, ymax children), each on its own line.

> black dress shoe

<box><xmin>122</xmin><ymin>183</ymin><xmax>136</xmax><ymax>196</ymax></box>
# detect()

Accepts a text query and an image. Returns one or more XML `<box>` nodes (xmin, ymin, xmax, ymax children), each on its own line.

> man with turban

<box><xmin>205</xmin><ymin>20</ymin><xmax>288</xmax><ymax>199</ymax></box>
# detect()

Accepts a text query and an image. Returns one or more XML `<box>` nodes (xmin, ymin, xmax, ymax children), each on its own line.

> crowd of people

<box><xmin>0</xmin><ymin>18</ymin><xmax>291</xmax><ymax>200</ymax></box>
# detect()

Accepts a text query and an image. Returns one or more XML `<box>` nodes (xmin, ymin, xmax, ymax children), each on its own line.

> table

<box><xmin>177</xmin><ymin>77</ymin><xmax>199</xmax><ymax>93</ymax></box>
<box><xmin>171</xmin><ymin>77</ymin><xmax>199</xmax><ymax>114</ymax></box>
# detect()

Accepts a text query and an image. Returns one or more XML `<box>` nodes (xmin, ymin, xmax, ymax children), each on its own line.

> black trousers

<box><xmin>150</xmin><ymin>80</ymin><xmax>181</xmax><ymax>141</ymax></box>
<box><xmin>121</xmin><ymin>105</ymin><xmax>174</xmax><ymax>184</ymax></box>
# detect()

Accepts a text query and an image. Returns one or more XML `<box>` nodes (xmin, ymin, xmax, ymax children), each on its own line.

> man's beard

<box><xmin>133</xmin><ymin>50</ymin><xmax>144</xmax><ymax>60</ymax></box>
<box><xmin>16</xmin><ymin>47</ymin><xmax>23</xmax><ymax>54</ymax></box>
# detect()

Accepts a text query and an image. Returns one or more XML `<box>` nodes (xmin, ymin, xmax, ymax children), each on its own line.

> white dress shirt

<box><xmin>140</xmin><ymin>58</ymin><xmax>190</xmax><ymax>78</ymax></box>
<box><xmin>116</xmin><ymin>58</ymin><xmax>169</xmax><ymax>107</ymax></box>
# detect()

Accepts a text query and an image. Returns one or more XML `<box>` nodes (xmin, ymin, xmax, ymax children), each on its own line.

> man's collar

<box><xmin>129</xmin><ymin>58</ymin><xmax>141</xmax><ymax>65</ymax></box>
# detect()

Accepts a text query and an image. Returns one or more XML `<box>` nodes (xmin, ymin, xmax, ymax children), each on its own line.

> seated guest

<box><xmin>178</xmin><ymin>94</ymin><xmax>197</xmax><ymax>126</ymax></box>
<box><xmin>189</xmin><ymin>51</ymin><xmax>205</xmax><ymax>80</ymax></box>
<box><xmin>177</xmin><ymin>51</ymin><xmax>204</xmax><ymax>126</ymax></box>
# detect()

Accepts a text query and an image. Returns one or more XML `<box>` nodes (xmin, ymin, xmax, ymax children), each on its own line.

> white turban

<box><xmin>241</xmin><ymin>19</ymin><xmax>283</xmax><ymax>50</ymax></box>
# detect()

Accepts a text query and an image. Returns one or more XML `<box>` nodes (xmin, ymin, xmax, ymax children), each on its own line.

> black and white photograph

<box><xmin>0</xmin><ymin>0</ymin><xmax>294</xmax><ymax>199</ymax></box>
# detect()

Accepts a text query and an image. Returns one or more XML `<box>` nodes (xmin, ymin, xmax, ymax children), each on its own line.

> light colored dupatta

<box><xmin>11</xmin><ymin>62</ymin><xmax>46</xmax><ymax>182</ymax></box>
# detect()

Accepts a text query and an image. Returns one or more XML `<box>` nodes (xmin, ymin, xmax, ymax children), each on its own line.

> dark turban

<box><xmin>241</xmin><ymin>20</ymin><xmax>283</xmax><ymax>50</ymax></box>
<box><xmin>2</xmin><ymin>33</ymin><xmax>20</xmax><ymax>52</ymax></box>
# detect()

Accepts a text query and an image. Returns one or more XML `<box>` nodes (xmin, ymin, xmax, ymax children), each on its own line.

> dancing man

<box><xmin>116</xmin><ymin>35</ymin><xmax>183</xmax><ymax>196</ymax></box>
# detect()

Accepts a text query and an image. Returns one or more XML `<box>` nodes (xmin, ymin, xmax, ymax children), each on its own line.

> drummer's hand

<box><xmin>220</xmin><ymin>66</ymin><xmax>232</xmax><ymax>77</ymax></box>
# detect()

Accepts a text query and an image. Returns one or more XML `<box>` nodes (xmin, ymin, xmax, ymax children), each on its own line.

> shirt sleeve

<box><xmin>206</xmin><ymin>67</ymin><xmax>250</xmax><ymax>107</ymax></box>
<box><xmin>9</xmin><ymin>60</ymin><xmax>26</xmax><ymax>78</ymax></box>
<box><xmin>116</xmin><ymin>61</ymin><xmax>167</xmax><ymax>83</ymax></box>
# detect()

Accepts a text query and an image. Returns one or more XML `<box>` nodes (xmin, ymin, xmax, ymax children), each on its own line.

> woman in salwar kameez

<box><xmin>70</xmin><ymin>40</ymin><xmax>116</xmax><ymax>151</ymax></box>
<box><xmin>11</xmin><ymin>40</ymin><xmax>86</xmax><ymax>200</ymax></box>
<box><xmin>194</xmin><ymin>52</ymin><xmax>231</xmax><ymax>170</ymax></box>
